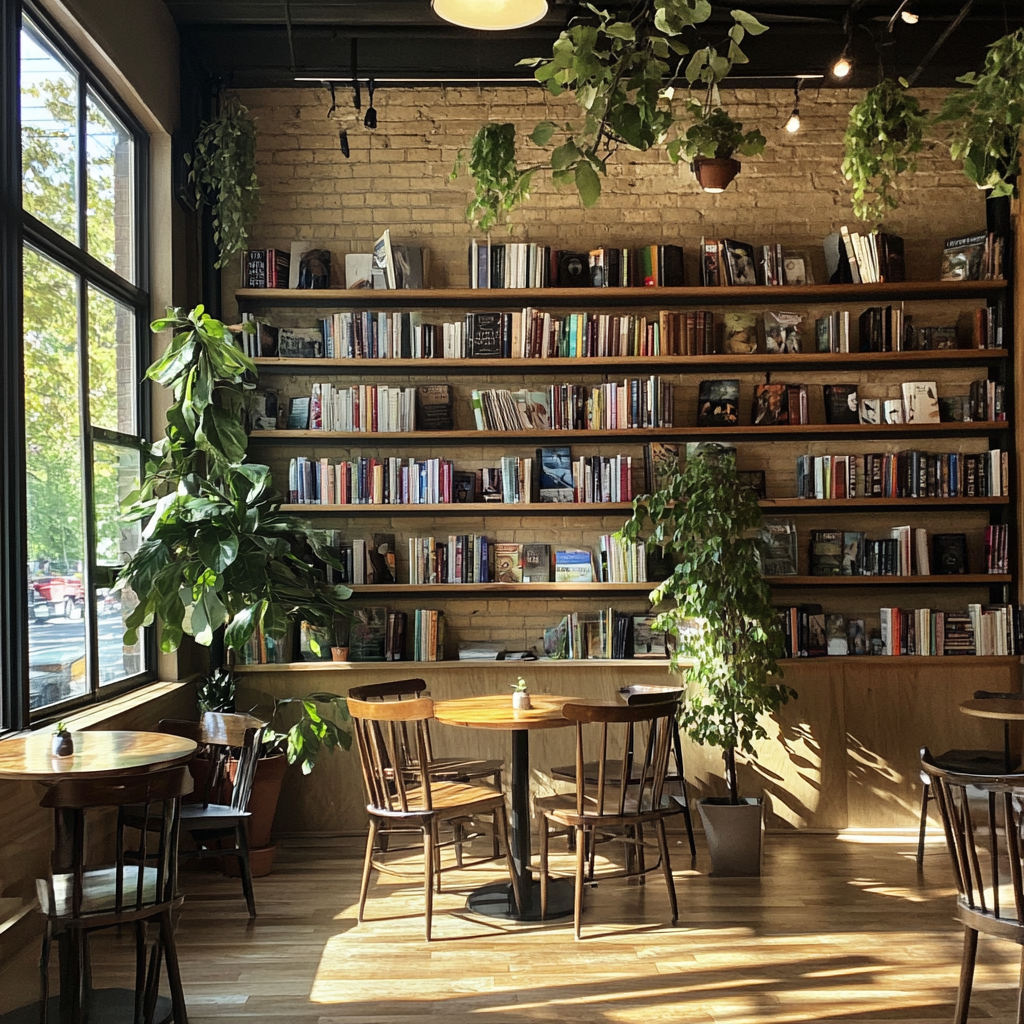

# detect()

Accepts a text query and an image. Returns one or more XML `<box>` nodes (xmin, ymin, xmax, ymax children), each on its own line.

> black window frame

<box><xmin>0</xmin><ymin>0</ymin><xmax>155</xmax><ymax>732</ymax></box>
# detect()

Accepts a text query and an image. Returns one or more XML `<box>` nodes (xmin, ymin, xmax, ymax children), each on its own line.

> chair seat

<box><xmin>919</xmin><ymin>749</ymin><xmax>1021</xmax><ymax>786</ymax></box>
<box><xmin>370</xmin><ymin>780</ymin><xmax>505</xmax><ymax>819</ymax></box>
<box><xmin>550</xmin><ymin>759</ymin><xmax>683</xmax><ymax>786</ymax></box>
<box><xmin>37</xmin><ymin>866</ymin><xmax>162</xmax><ymax>918</ymax></box>
<box><xmin>536</xmin><ymin>791</ymin><xmax>680</xmax><ymax>827</ymax></box>
<box><xmin>423</xmin><ymin>756</ymin><xmax>504</xmax><ymax>780</ymax></box>
<box><xmin>179</xmin><ymin>802</ymin><xmax>252</xmax><ymax>827</ymax></box>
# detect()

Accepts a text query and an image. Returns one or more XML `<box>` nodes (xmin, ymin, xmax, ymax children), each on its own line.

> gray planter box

<box><xmin>698</xmin><ymin>797</ymin><xmax>763</xmax><ymax>876</ymax></box>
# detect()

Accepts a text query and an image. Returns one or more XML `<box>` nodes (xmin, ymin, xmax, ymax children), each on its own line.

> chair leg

<box><xmin>574</xmin><ymin>826</ymin><xmax>587</xmax><ymax>940</ymax></box>
<box><xmin>656</xmin><ymin>819</ymin><xmax>678</xmax><ymax>924</ymax></box>
<box><xmin>358</xmin><ymin>819</ymin><xmax>379</xmax><ymax>923</ymax></box>
<box><xmin>917</xmin><ymin>782</ymin><xmax>931</xmax><ymax>869</ymax></box>
<box><xmin>496</xmin><ymin>804</ymin><xmax>522</xmax><ymax>915</ymax></box>
<box><xmin>134</xmin><ymin>921</ymin><xmax>147</xmax><ymax>1024</ymax></box>
<box><xmin>671</xmin><ymin>722</ymin><xmax>697</xmax><ymax>859</ymax></box>
<box><xmin>954</xmin><ymin>926</ymin><xmax>979</xmax><ymax>1024</ymax></box>
<box><xmin>143</xmin><ymin>933</ymin><xmax>164</xmax><ymax>1024</ymax></box>
<box><xmin>490</xmin><ymin>772</ymin><xmax>501</xmax><ymax>859</ymax></box>
<box><xmin>38</xmin><ymin>922</ymin><xmax>51</xmax><ymax>1024</ymax></box>
<box><xmin>235</xmin><ymin>824</ymin><xmax>257</xmax><ymax>919</ymax></box>
<box><xmin>636</xmin><ymin>823</ymin><xmax>646</xmax><ymax>884</ymax></box>
<box><xmin>453</xmin><ymin>820</ymin><xmax>465</xmax><ymax>868</ymax></box>
<box><xmin>160</xmin><ymin>910</ymin><xmax>189</xmax><ymax>1024</ymax></box>
<box><xmin>1016</xmin><ymin>944</ymin><xmax>1024</xmax><ymax>1024</ymax></box>
<box><xmin>433</xmin><ymin>821</ymin><xmax>443</xmax><ymax>894</ymax></box>
<box><xmin>539</xmin><ymin>814</ymin><xmax>549</xmax><ymax>920</ymax></box>
<box><xmin>423</xmin><ymin>825</ymin><xmax>435</xmax><ymax>942</ymax></box>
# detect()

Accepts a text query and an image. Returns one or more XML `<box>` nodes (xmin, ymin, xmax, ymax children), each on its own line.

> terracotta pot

<box><xmin>218</xmin><ymin>754</ymin><xmax>289</xmax><ymax>878</ymax></box>
<box><xmin>691</xmin><ymin>157</ymin><xmax>741</xmax><ymax>193</ymax></box>
<box><xmin>331</xmin><ymin>646</ymin><xmax>350</xmax><ymax>662</ymax></box>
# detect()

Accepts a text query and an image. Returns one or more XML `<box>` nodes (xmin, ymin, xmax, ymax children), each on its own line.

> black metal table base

<box><xmin>0</xmin><ymin>990</ymin><xmax>172</xmax><ymax>1024</ymax></box>
<box><xmin>466</xmin><ymin>878</ymin><xmax>574</xmax><ymax>922</ymax></box>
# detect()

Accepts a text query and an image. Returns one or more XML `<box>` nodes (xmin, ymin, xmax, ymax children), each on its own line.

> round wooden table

<box><xmin>0</xmin><ymin>730</ymin><xmax>196</xmax><ymax>1024</ymax></box>
<box><xmin>433</xmin><ymin>694</ymin><xmax>578</xmax><ymax>921</ymax></box>
<box><xmin>959</xmin><ymin>699</ymin><xmax>1024</xmax><ymax>772</ymax></box>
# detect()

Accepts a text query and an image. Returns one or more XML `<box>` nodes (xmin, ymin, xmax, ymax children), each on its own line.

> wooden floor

<box><xmin>69</xmin><ymin>833</ymin><xmax>1024</xmax><ymax>1022</ymax></box>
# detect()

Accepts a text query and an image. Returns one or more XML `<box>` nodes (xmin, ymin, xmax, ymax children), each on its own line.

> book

<box><xmin>245</xmin><ymin>248</ymin><xmax>290</xmax><ymax>288</ymax></box>
<box><xmin>722</xmin><ymin>239</ymin><xmax>758</xmax><ymax>286</ymax></box>
<box><xmin>494</xmin><ymin>542</ymin><xmax>524</xmax><ymax>583</ymax></box>
<box><xmin>368</xmin><ymin>533</ymin><xmax>396</xmax><ymax>585</ymax></box>
<box><xmin>385</xmin><ymin>611</ymin><xmax>408</xmax><ymax>661</ymax></box>
<box><xmin>901</xmin><ymin>381</ymin><xmax>940</xmax><ymax>423</ymax></box>
<box><xmin>479</xmin><ymin>468</ymin><xmax>503</xmax><ymax>501</ymax></box>
<box><xmin>349</xmin><ymin>607</ymin><xmax>387</xmax><ymax>661</ymax></box>
<box><xmin>557</xmin><ymin>251</ymin><xmax>591</xmax><ymax>287</ymax></box>
<box><xmin>764</xmin><ymin>311</ymin><xmax>801</xmax><ymax>353</ymax></box>
<box><xmin>468</xmin><ymin>312</ymin><xmax>504</xmax><ymax>358</ymax></box>
<box><xmin>697</xmin><ymin>379</ymin><xmax>740</xmax><ymax>427</ymax></box>
<box><xmin>823</xmin><ymin>384</ymin><xmax>860</xmax><ymax>425</ymax></box>
<box><xmin>554</xmin><ymin>548</ymin><xmax>594</xmax><ymax>583</ymax></box>
<box><xmin>721</xmin><ymin>311</ymin><xmax>757</xmax><ymax>354</ymax></box>
<box><xmin>932</xmin><ymin>533</ymin><xmax>969</xmax><ymax>574</ymax></box>
<box><xmin>452</xmin><ymin>471</ymin><xmax>476</xmax><ymax>503</ymax></box>
<box><xmin>809</xmin><ymin>529</ymin><xmax>844</xmax><ymax>576</ymax></box>
<box><xmin>847</xmin><ymin>619</ymin><xmax>867</xmax><ymax>654</ymax></box>
<box><xmin>842</xmin><ymin>532</ymin><xmax>865</xmax><ymax>575</ymax></box>
<box><xmin>825</xmin><ymin>614</ymin><xmax>849</xmax><ymax>656</ymax></box>
<box><xmin>278</xmin><ymin>327</ymin><xmax>324</xmax><ymax>359</ymax></box>
<box><xmin>753</xmin><ymin>383</ymin><xmax>788</xmax><ymax>426</ymax></box>
<box><xmin>288</xmin><ymin>241</ymin><xmax>332</xmax><ymax>289</ymax></box>
<box><xmin>644</xmin><ymin>443</ymin><xmax>680</xmax><ymax>493</ymax></box>
<box><xmin>373</xmin><ymin>229</ymin><xmax>397</xmax><ymax>289</ymax></box>
<box><xmin>633</xmin><ymin>615</ymin><xmax>667</xmax><ymax>658</ymax></box>
<box><xmin>523</xmin><ymin>543</ymin><xmax>551</xmax><ymax>583</ymax></box>
<box><xmin>415</xmin><ymin>385</ymin><xmax>453</xmax><ymax>431</ymax></box>
<box><xmin>344</xmin><ymin>253</ymin><xmax>374</xmax><ymax>289</ymax></box>
<box><xmin>537</xmin><ymin>446</ymin><xmax>574</xmax><ymax>502</ymax></box>
<box><xmin>941</xmin><ymin>232</ymin><xmax>987</xmax><ymax>281</ymax></box>
<box><xmin>758</xmin><ymin>518</ymin><xmax>798</xmax><ymax>575</ymax></box>
<box><xmin>287</xmin><ymin>397</ymin><xmax>310</xmax><ymax>429</ymax></box>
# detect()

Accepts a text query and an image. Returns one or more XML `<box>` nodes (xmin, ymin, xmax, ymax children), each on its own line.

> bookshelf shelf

<box><xmin>253</xmin><ymin>348</ymin><xmax>1009</xmax><ymax>376</ymax></box>
<box><xmin>760</xmin><ymin>496</ymin><xmax>1010</xmax><ymax>511</ymax></box>
<box><xmin>236</xmin><ymin>278</ymin><xmax>1007</xmax><ymax>311</ymax></box>
<box><xmin>346</xmin><ymin>582</ymin><xmax>654</xmax><ymax>595</ymax></box>
<box><xmin>766</xmin><ymin>574</ymin><xmax>1010</xmax><ymax>587</ymax></box>
<box><xmin>233</xmin><ymin>658</ymin><xmax>682</xmax><ymax>673</ymax></box>
<box><xmin>253</xmin><ymin>422</ymin><xmax>1010</xmax><ymax>446</ymax></box>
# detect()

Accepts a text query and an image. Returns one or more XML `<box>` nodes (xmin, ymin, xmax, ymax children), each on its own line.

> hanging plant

<box><xmin>186</xmin><ymin>97</ymin><xmax>260</xmax><ymax>268</ymax></box>
<box><xmin>841</xmin><ymin>77</ymin><xmax>927</xmax><ymax>227</ymax></box>
<box><xmin>450</xmin><ymin>1</ymin><xmax>768</xmax><ymax>228</ymax></box>
<box><xmin>671</xmin><ymin>101</ymin><xmax>766</xmax><ymax>162</ymax></box>
<box><xmin>935</xmin><ymin>28</ymin><xmax>1024</xmax><ymax>197</ymax></box>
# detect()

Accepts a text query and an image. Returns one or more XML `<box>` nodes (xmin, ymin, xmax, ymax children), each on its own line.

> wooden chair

<box><xmin>37</xmin><ymin>765</ymin><xmax>192</xmax><ymax>1024</ymax></box>
<box><xmin>919</xmin><ymin>747</ymin><xmax>1024</xmax><ymax>1023</ymax></box>
<box><xmin>156</xmin><ymin>713</ymin><xmax>266</xmax><ymax>918</ymax></box>
<box><xmin>348</xmin><ymin>678</ymin><xmax>505</xmax><ymax>859</ymax></box>
<box><xmin>917</xmin><ymin>689</ymin><xmax>1024</xmax><ymax>868</ymax></box>
<box><xmin>348</xmin><ymin>695</ymin><xmax>521</xmax><ymax>940</ymax></box>
<box><xmin>537</xmin><ymin>700</ymin><xmax>681</xmax><ymax>939</ymax></box>
<box><xmin>549</xmin><ymin>685</ymin><xmax>696</xmax><ymax>858</ymax></box>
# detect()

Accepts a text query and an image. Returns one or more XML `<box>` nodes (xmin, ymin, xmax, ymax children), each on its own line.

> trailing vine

<box><xmin>187</xmin><ymin>97</ymin><xmax>260</xmax><ymax>268</ymax></box>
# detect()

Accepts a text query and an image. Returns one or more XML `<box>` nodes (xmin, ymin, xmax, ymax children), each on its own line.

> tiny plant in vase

<box><xmin>52</xmin><ymin>722</ymin><xmax>73</xmax><ymax>758</ymax></box>
<box><xmin>511</xmin><ymin>677</ymin><xmax>531</xmax><ymax>711</ymax></box>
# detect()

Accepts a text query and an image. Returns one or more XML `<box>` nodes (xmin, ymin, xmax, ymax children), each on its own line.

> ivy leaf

<box><xmin>551</xmin><ymin>141</ymin><xmax>581</xmax><ymax>170</ymax></box>
<box><xmin>730</xmin><ymin>10</ymin><xmax>769</xmax><ymax>34</ymax></box>
<box><xmin>605</xmin><ymin>21</ymin><xmax>635</xmax><ymax>40</ymax></box>
<box><xmin>574</xmin><ymin>161</ymin><xmax>602</xmax><ymax>206</ymax></box>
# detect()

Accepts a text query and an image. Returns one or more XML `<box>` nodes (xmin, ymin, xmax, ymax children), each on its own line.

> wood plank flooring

<box><xmin>70</xmin><ymin>833</ymin><xmax>1024</xmax><ymax>1022</ymax></box>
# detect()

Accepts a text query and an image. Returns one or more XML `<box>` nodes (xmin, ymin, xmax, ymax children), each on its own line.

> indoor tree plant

<box><xmin>841</xmin><ymin>77</ymin><xmax>928</xmax><ymax>226</ymax></box>
<box><xmin>450</xmin><ymin>1</ymin><xmax>768</xmax><ymax>226</ymax></box>
<box><xmin>618</xmin><ymin>444</ymin><xmax>795</xmax><ymax>875</ymax></box>
<box><xmin>186</xmin><ymin>96</ymin><xmax>260</xmax><ymax>268</ymax></box>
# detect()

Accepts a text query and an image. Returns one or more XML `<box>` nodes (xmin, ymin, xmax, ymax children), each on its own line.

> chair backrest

<box><xmin>348</xmin><ymin>696</ymin><xmax>434</xmax><ymax>815</ymax></box>
<box><xmin>619</xmin><ymin>685</ymin><xmax>684</xmax><ymax>707</ymax></box>
<box><xmin>39</xmin><ymin>765</ymin><xmax>192</xmax><ymax>920</ymax></box>
<box><xmin>561</xmin><ymin>701</ymin><xmax>675</xmax><ymax>818</ymax></box>
<box><xmin>159</xmin><ymin>713</ymin><xmax>265</xmax><ymax>813</ymax></box>
<box><xmin>920</xmin><ymin>746</ymin><xmax>1024</xmax><ymax>929</ymax></box>
<box><xmin>347</xmin><ymin>678</ymin><xmax>431</xmax><ymax>762</ymax></box>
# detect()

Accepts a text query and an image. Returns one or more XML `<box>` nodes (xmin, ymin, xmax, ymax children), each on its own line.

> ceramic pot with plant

<box><xmin>51</xmin><ymin>722</ymin><xmax>73</xmax><ymax>758</ymax></box>
<box><xmin>511</xmin><ymin>677</ymin><xmax>531</xmax><ymax>711</ymax></box>
<box><xmin>671</xmin><ymin>102</ymin><xmax>766</xmax><ymax>194</ymax></box>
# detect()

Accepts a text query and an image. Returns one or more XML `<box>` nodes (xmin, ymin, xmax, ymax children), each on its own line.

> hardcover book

<box><xmin>289</xmin><ymin>241</ymin><xmax>332</xmax><ymax>289</ymax></box>
<box><xmin>901</xmin><ymin>381</ymin><xmax>940</xmax><ymax>423</ymax></box>
<box><xmin>823</xmin><ymin>384</ymin><xmax>860</xmax><ymax>425</ymax></box>
<box><xmin>495</xmin><ymin>542</ymin><xmax>524</xmax><ymax>583</ymax></box>
<box><xmin>721</xmin><ymin>311</ymin><xmax>758</xmax><ymax>354</ymax></box>
<box><xmin>825</xmin><ymin>613</ymin><xmax>849</xmax><ymax>656</ymax></box>
<box><xmin>287</xmin><ymin>397</ymin><xmax>310</xmax><ymax>430</ymax></box>
<box><xmin>809</xmin><ymin>529</ymin><xmax>844</xmax><ymax>576</ymax></box>
<box><xmin>722</xmin><ymin>239</ymin><xmax>758</xmax><ymax>286</ymax></box>
<box><xmin>468</xmin><ymin>312</ymin><xmax>504</xmax><ymax>358</ymax></box>
<box><xmin>758</xmin><ymin>518</ymin><xmax>798</xmax><ymax>576</ymax></box>
<box><xmin>278</xmin><ymin>327</ymin><xmax>324</xmax><ymax>359</ymax></box>
<box><xmin>479</xmin><ymin>468</ymin><xmax>503</xmax><ymax>502</ymax></box>
<box><xmin>415</xmin><ymin>385</ymin><xmax>454</xmax><ymax>431</ymax></box>
<box><xmin>697</xmin><ymin>379</ymin><xmax>740</xmax><ymax>427</ymax></box>
<box><xmin>933</xmin><ymin>533</ymin><xmax>969</xmax><ymax>574</ymax></box>
<box><xmin>537</xmin><ymin>446</ymin><xmax>574</xmax><ymax>502</ymax></box>
<box><xmin>557</xmin><ymin>251</ymin><xmax>591</xmax><ymax>287</ymax></box>
<box><xmin>554</xmin><ymin>548</ymin><xmax>594</xmax><ymax>583</ymax></box>
<box><xmin>349</xmin><ymin>606</ymin><xmax>387</xmax><ymax>662</ymax></box>
<box><xmin>452</xmin><ymin>471</ymin><xmax>476</xmax><ymax>503</ymax></box>
<box><xmin>842</xmin><ymin>531</ymin><xmax>865</xmax><ymax>575</ymax></box>
<box><xmin>523</xmin><ymin>543</ymin><xmax>551</xmax><ymax>583</ymax></box>
<box><xmin>941</xmin><ymin>232</ymin><xmax>987</xmax><ymax>281</ymax></box>
<box><xmin>368</xmin><ymin>533</ymin><xmax>396</xmax><ymax>585</ymax></box>
<box><xmin>644</xmin><ymin>442</ymin><xmax>680</xmax><ymax>493</ymax></box>
<box><xmin>847</xmin><ymin>618</ymin><xmax>867</xmax><ymax>654</ymax></box>
<box><xmin>633</xmin><ymin>615</ymin><xmax>667</xmax><ymax>658</ymax></box>
<box><xmin>764</xmin><ymin>311</ymin><xmax>801</xmax><ymax>353</ymax></box>
<box><xmin>753</xmin><ymin>383</ymin><xmax>788</xmax><ymax>426</ymax></box>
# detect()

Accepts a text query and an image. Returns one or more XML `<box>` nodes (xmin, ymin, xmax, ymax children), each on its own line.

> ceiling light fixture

<box><xmin>888</xmin><ymin>0</ymin><xmax>920</xmax><ymax>30</ymax></box>
<box><xmin>901</xmin><ymin>8</ymin><xmax>919</xmax><ymax>23</ymax></box>
<box><xmin>431</xmin><ymin>0</ymin><xmax>548</xmax><ymax>31</ymax></box>
<box><xmin>784</xmin><ymin>81</ymin><xmax>801</xmax><ymax>133</ymax></box>
<box><xmin>831</xmin><ymin>51</ymin><xmax>852</xmax><ymax>78</ymax></box>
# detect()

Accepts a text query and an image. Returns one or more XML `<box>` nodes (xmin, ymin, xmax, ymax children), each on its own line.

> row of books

<box><xmin>343</xmin><ymin>607</ymin><xmax>444</xmax><ymax>662</ymax></box>
<box><xmin>794</xmin><ymin>450</ymin><xmax>1008</xmax><ymax>500</ymax></box>
<box><xmin>830</xmin><ymin>228</ymin><xmax>905</xmax><ymax>285</ymax></box>
<box><xmin>303</xmin><ymin>383</ymin><xmax>417</xmax><ymax>433</ymax></box>
<box><xmin>470</xmin><ymin>378</ymin><xmax>674</xmax><ymax>433</ymax></box>
<box><xmin>468</xmin><ymin>242</ymin><xmax>685</xmax><ymax>289</ymax></box>
<box><xmin>542</xmin><ymin>611</ymin><xmax>667</xmax><ymax>660</ymax></box>
<box><xmin>597</xmin><ymin>535</ymin><xmax>648</xmax><ymax>584</ymax></box>
<box><xmin>940</xmin><ymin>231</ymin><xmax>1005</xmax><ymax>283</ymax></box>
<box><xmin>985</xmin><ymin>524</ymin><xmax>1010</xmax><ymax>575</ymax></box>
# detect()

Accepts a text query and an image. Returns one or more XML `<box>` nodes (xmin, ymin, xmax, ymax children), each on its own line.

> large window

<box><xmin>10</xmin><ymin>6</ymin><xmax>151</xmax><ymax>720</ymax></box>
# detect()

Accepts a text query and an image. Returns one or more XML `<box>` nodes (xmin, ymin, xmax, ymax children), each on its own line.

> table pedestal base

<box><xmin>467</xmin><ymin>878</ymin><xmax>574</xmax><ymax>922</ymax></box>
<box><xmin>0</xmin><ymin>990</ymin><xmax>172</xmax><ymax>1024</ymax></box>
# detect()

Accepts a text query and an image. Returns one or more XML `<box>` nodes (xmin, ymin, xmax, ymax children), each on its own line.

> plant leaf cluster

<box><xmin>186</xmin><ymin>97</ymin><xmax>260</xmax><ymax>268</ymax></box>
<box><xmin>841</xmin><ymin>78</ymin><xmax>928</xmax><ymax>227</ymax></box>
<box><xmin>618</xmin><ymin>445</ymin><xmax>794</xmax><ymax>803</ymax></box>
<box><xmin>936</xmin><ymin>28</ymin><xmax>1024</xmax><ymax>197</ymax></box>
<box><xmin>267</xmin><ymin>693</ymin><xmax>352</xmax><ymax>775</ymax></box>
<box><xmin>115</xmin><ymin>306</ymin><xmax>351</xmax><ymax>657</ymax></box>
<box><xmin>452</xmin><ymin>1</ymin><xmax>768</xmax><ymax>228</ymax></box>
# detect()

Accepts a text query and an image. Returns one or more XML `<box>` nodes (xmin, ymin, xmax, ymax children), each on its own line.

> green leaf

<box><xmin>605</xmin><ymin>21</ymin><xmax>635</xmax><ymax>40</ymax></box>
<box><xmin>730</xmin><ymin>9</ymin><xmax>769</xmax><ymax>34</ymax></box>
<box><xmin>529</xmin><ymin>120</ymin><xmax>556</xmax><ymax>145</ymax></box>
<box><xmin>551</xmin><ymin>141</ymin><xmax>581</xmax><ymax>170</ymax></box>
<box><xmin>574</xmin><ymin>161</ymin><xmax>601</xmax><ymax>206</ymax></box>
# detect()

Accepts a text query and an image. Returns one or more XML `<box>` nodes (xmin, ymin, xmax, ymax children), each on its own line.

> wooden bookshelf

<box><xmin>765</xmin><ymin>574</ymin><xmax>1010</xmax><ymax>587</ymax></box>
<box><xmin>345</xmin><ymin>582</ymin><xmax>655</xmax><ymax>595</ymax></box>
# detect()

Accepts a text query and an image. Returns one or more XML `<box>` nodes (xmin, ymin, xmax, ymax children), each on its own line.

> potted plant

<box><xmin>618</xmin><ymin>444</ymin><xmax>795</xmax><ymax>876</ymax></box>
<box><xmin>511</xmin><ymin>677</ymin><xmax>531</xmax><ymax>711</ymax></box>
<box><xmin>186</xmin><ymin>96</ymin><xmax>260</xmax><ymax>268</ymax></box>
<box><xmin>936</xmin><ymin>28</ymin><xmax>1024</xmax><ymax>200</ymax></box>
<box><xmin>841</xmin><ymin>77</ymin><xmax>928</xmax><ymax>225</ymax></box>
<box><xmin>673</xmin><ymin>101</ymin><xmax>767</xmax><ymax>193</ymax></box>
<box><xmin>450</xmin><ymin>4</ymin><xmax>768</xmax><ymax>225</ymax></box>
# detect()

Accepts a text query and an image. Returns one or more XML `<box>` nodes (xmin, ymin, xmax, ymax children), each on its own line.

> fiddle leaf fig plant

<box><xmin>115</xmin><ymin>306</ymin><xmax>351</xmax><ymax>657</ymax></box>
<box><xmin>267</xmin><ymin>693</ymin><xmax>352</xmax><ymax>775</ymax></box>
<box><xmin>186</xmin><ymin>97</ymin><xmax>260</xmax><ymax>268</ymax></box>
<box><xmin>618</xmin><ymin>445</ymin><xmax>794</xmax><ymax>805</ymax></box>
<box><xmin>451</xmin><ymin>1</ymin><xmax>768</xmax><ymax>227</ymax></box>
<box><xmin>936</xmin><ymin>28</ymin><xmax>1024</xmax><ymax>197</ymax></box>
<box><xmin>841</xmin><ymin>78</ymin><xmax>928</xmax><ymax>226</ymax></box>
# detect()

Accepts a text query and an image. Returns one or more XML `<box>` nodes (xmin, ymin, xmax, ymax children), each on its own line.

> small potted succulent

<box><xmin>51</xmin><ymin>722</ymin><xmax>73</xmax><ymax>758</ymax></box>
<box><xmin>511</xmin><ymin>677</ymin><xmax>531</xmax><ymax>711</ymax></box>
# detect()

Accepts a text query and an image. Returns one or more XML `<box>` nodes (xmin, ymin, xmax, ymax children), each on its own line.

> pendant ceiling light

<box><xmin>432</xmin><ymin>0</ymin><xmax>549</xmax><ymax>31</ymax></box>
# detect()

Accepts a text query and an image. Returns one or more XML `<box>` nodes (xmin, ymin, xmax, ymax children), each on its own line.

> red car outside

<box><xmin>30</xmin><ymin>574</ymin><xmax>85</xmax><ymax>621</ymax></box>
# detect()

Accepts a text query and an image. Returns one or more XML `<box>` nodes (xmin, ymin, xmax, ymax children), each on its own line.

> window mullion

<box><xmin>77</xmin><ymin>281</ymin><xmax>100</xmax><ymax>698</ymax></box>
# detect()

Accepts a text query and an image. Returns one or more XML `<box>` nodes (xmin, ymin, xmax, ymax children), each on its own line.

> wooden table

<box><xmin>0</xmin><ymin>730</ymin><xmax>197</xmax><ymax>1024</ymax></box>
<box><xmin>959</xmin><ymin>699</ymin><xmax>1024</xmax><ymax>772</ymax></box>
<box><xmin>433</xmin><ymin>694</ymin><xmax>577</xmax><ymax>921</ymax></box>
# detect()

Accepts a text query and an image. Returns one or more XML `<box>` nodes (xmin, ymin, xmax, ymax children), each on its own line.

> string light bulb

<box><xmin>785</xmin><ymin>81</ymin><xmax>802</xmax><ymax>133</ymax></box>
<box><xmin>901</xmin><ymin>7</ymin><xmax>919</xmax><ymax>23</ymax></box>
<box><xmin>831</xmin><ymin>53</ymin><xmax>852</xmax><ymax>78</ymax></box>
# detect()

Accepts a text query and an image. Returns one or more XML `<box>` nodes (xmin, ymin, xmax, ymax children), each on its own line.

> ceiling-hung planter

<box><xmin>690</xmin><ymin>157</ymin><xmax>741</xmax><ymax>193</ymax></box>
<box><xmin>432</xmin><ymin>0</ymin><xmax>548</xmax><ymax>31</ymax></box>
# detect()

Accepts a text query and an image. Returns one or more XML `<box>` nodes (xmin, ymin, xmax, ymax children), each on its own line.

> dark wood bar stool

<box><xmin>37</xmin><ymin>765</ymin><xmax>192</xmax><ymax>1024</ymax></box>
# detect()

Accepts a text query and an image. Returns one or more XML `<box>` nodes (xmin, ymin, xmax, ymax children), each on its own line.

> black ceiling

<box><xmin>165</xmin><ymin>1</ymin><xmax>1024</xmax><ymax>89</ymax></box>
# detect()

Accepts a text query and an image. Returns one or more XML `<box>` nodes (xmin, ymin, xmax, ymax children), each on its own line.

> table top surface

<box><xmin>959</xmin><ymin>698</ymin><xmax>1024</xmax><ymax>721</ymax></box>
<box><xmin>0</xmin><ymin>730</ymin><xmax>197</xmax><ymax>781</ymax></box>
<box><xmin>433</xmin><ymin>694</ymin><xmax>579</xmax><ymax>731</ymax></box>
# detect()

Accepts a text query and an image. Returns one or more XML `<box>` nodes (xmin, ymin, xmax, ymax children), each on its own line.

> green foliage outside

<box><xmin>451</xmin><ymin>1</ymin><xmax>768</xmax><ymax>228</ymax></box>
<box><xmin>618</xmin><ymin>446</ymin><xmax>794</xmax><ymax>804</ymax></box>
